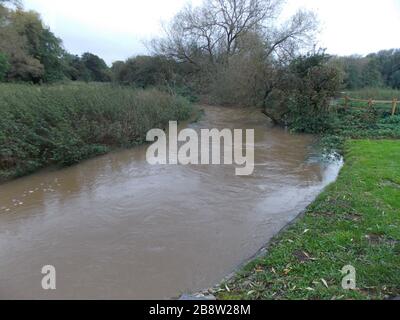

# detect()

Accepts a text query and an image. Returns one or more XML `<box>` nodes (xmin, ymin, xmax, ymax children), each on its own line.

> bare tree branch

<box><xmin>152</xmin><ymin>0</ymin><xmax>317</xmax><ymax>70</ymax></box>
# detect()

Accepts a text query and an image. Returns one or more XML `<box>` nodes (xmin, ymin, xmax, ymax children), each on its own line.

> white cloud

<box><xmin>285</xmin><ymin>0</ymin><xmax>400</xmax><ymax>56</ymax></box>
<box><xmin>23</xmin><ymin>0</ymin><xmax>400</xmax><ymax>64</ymax></box>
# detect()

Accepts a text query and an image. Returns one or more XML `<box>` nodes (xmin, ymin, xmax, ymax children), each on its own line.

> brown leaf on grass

<box><xmin>283</xmin><ymin>268</ymin><xmax>292</xmax><ymax>275</ymax></box>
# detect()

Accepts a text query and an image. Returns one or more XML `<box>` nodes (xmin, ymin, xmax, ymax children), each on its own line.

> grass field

<box><xmin>0</xmin><ymin>83</ymin><xmax>192</xmax><ymax>182</ymax></box>
<box><xmin>333</xmin><ymin>88</ymin><xmax>399</xmax><ymax>114</ymax></box>
<box><xmin>343</xmin><ymin>88</ymin><xmax>400</xmax><ymax>100</ymax></box>
<box><xmin>218</xmin><ymin>140</ymin><xmax>400</xmax><ymax>300</ymax></box>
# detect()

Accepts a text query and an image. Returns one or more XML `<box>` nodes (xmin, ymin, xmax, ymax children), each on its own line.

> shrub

<box><xmin>264</xmin><ymin>52</ymin><xmax>342</xmax><ymax>133</ymax></box>
<box><xmin>0</xmin><ymin>83</ymin><xmax>192</xmax><ymax>181</ymax></box>
<box><xmin>0</xmin><ymin>52</ymin><xmax>10</xmax><ymax>81</ymax></box>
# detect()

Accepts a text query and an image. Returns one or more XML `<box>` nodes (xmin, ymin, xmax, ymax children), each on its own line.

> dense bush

<box><xmin>319</xmin><ymin>106</ymin><xmax>400</xmax><ymax>153</ymax></box>
<box><xmin>264</xmin><ymin>52</ymin><xmax>342</xmax><ymax>133</ymax></box>
<box><xmin>0</xmin><ymin>83</ymin><xmax>192</xmax><ymax>181</ymax></box>
<box><xmin>112</xmin><ymin>56</ymin><xmax>177</xmax><ymax>87</ymax></box>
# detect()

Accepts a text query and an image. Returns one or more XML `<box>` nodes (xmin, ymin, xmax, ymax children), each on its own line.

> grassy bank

<box><xmin>343</xmin><ymin>88</ymin><xmax>400</xmax><ymax>100</ymax></box>
<box><xmin>218</xmin><ymin>140</ymin><xmax>400</xmax><ymax>300</ymax></box>
<box><xmin>0</xmin><ymin>83</ymin><xmax>192</xmax><ymax>182</ymax></box>
<box><xmin>320</xmin><ymin>95</ymin><xmax>400</xmax><ymax>154</ymax></box>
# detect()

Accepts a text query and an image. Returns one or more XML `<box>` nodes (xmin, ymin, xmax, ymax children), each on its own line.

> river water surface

<box><xmin>0</xmin><ymin>106</ymin><xmax>342</xmax><ymax>299</ymax></box>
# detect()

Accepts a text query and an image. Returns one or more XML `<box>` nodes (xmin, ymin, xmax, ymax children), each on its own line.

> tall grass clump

<box><xmin>0</xmin><ymin>83</ymin><xmax>192</xmax><ymax>181</ymax></box>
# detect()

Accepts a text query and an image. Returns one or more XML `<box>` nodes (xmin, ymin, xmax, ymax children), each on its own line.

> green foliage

<box><xmin>343</xmin><ymin>87</ymin><xmax>400</xmax><ymax>100</ymax></box>
<box><xmin>219</xmin><ymin>140</ymin><xmax>400</xmax><ymax>300</ymax></box>
<box><xmin>317</xmin><ymin>100</ymin><xmax>400</xmax><ymax>155</ymax></box>
<box><xmin>172</xmin><ymin>85</ymin><xmax>199</xmax><ymax>103</ymax></box>
<box><xmin>264</xmin><ymin>51</ymin><xmax>342</xmax><ymax>133</ymax></box>
<box><xmin>0</xmin><ymin>6</ymin><xmax>44</xmax><ymax>81</ymax></box>
<box><xmin>334</xmin><ymin>49</ymin><xmax>400</xmax><ymax>90</ymax></box>
<box><xmin>288</xmin><ymin>53</ymin><xmax>342</xmax><ymax>133</ymax></box>
<box><xmin>0</xmin><ymin>4</ymin><xmax>111</xmax><ymax>83</ymax></box>
<box><xmin>112</xmin><ymin>55</ymin><xmax>176</xmax><ymax>87</ymax></box>
<box><xmin>111</xmin><ymin>55</ymin><xmax>200</xmax><ymax>102</ymax></box>
<box><xmin>0</xmin><ymin>83</ymin><xmax>192</xmax><ymax>181</ymax></box>
<box><xmin>362</xmin><ymin>59</ymin><xmax>383</xmax><ymax>88</ymax></box>
<box><xmin>0</xmin><ymin>52</ymin><xmax>9</xmax><ymax>81</ymax></box>
<box><xmin>0</xmin><ymin>7</ymin><xmax>66</xmax><ymax>82</ymax></box>
<box><xmin>390</xmin><ymin>70</ymin><xmax>400</xmax><ymax>89</ymax></box>
<box><xmin>80</xmin><ymin>52</ymin><xmax>110</xmax><ymax>82</ymax></box>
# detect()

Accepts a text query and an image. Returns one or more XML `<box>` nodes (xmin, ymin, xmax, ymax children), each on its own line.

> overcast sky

<box><xmin>23</xmin><ymin>0</ymin><xmax>400</xmax><ymax>65</ymax></box>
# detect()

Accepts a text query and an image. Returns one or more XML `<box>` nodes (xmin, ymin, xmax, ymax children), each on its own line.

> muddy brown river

<box><xmin>0</xmin><ymin>106</ymin><xmax>342</xmax><ymax>299</ymax></box>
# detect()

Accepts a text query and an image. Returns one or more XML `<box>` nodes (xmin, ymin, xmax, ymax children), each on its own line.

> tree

<box><xmin>373</xmin><ymin>49</ymin><xmax>400</xmax><ymax>89</ymax></box>
<box><xmin>390</xmin><ymin>70</ymin><xmax>400</xmax><ymax>89</ymax></box>
<box><xmin>362</xmin><ymin>58</ymin><xmax>383</xmax><ymax>88</ymax></box>
<box><xmin>11</xmin><ymin>9</ymin><xmax>66</xmax><ymax>82</ymax></box>
<box><xmin>151</xmin><ymin>0</ymin><xmax>317</xmax><ymax>106</ymax></box>
<box><xmin>0</xmin><ymin>8</ymin><xmax>44</xmax><ymax>82</ymax></box>
<box><xmin>0</xmin><ymin>0</ymin><xmax>22</xmax><ymax>8</ymax></box>
<box><xmin>152</xmin><ymin>0</ymin><xmax>316</xmax><ymax>68</ymax></box>
<box><xmin>62</xmin><ymin>53</ymin><xmax>87</xmax><ymax>81</ymax></box>
<box><xmin>0</xmin><ymin>52</ymin><xmax>9</xmax><ymax>80</ymax></box>
<box><xmin>112</xmin><ymin>55</ymin><xmax>177</xmax><ymax>87</ymax></box>
<box><xmin>209</xmin><ymin>30</ymin><xmax>271</xmax><ymax>106</ymax></box>
<box><xmin>81</xmin><ymin>52</ymin><xmax>110</xmax><ymax>82</ymax></box>
<box><xmin>0</xmin><ymin>5</ymin><xmax>68</xmax><ymax>82</ymax></box>
<box><xmin>264</xmin><ymin>51</ymin><xmax>342</xmax><ymax>132</ymax></box>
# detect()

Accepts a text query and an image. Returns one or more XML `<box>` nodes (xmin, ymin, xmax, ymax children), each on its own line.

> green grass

<box><xmin>0</xmin><ymin>83</ymin><xmax>192</xmax><ymax>182</ymax></box>
<box><xmin>319</xmin><ymin>100</ymin><xmax>400</xmax><ymax>155</ymax></box>
<box><xmin>335</xmin><ymin>88</ymin><xmax>400</xmax><ymax>116</ymax></box>
<box><xmin>343</xmin><ymin>88</ymin><xmax>400</xmax><ymax>100</ymax></box>
<box><xmin>218</xmin><ymin>140</ymin><xmax>400</xmax><ymax>300</ymax></box>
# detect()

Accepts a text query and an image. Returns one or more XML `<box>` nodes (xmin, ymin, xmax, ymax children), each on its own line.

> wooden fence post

<box><xmin>392</xmin><ymin>98</ymin><xmax>398</xmax><ymax>116</ymax></box>
<box><xmin>344</xmin><ymin>96</ymin><xmax>349</xmax><ymax>109</ymax></box>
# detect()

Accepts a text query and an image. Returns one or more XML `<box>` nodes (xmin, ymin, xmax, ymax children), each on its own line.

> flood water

<box><xmin>0</xmin><ymin>106</ymin><xmax>342</xmax><ymax>299</ymax></box>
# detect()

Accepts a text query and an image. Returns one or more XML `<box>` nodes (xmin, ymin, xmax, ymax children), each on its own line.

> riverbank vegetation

<box><xmin>1</xmin><ymin>0</ymin><xmax>400</xmax><ymax>301</ymax></box>
<box><xmin>315</xmin><ymin>88</ymin><xmax>400</xmax><ymax>155</ymax></box>
<box><xmin>343</xmin><ymin>88</ymin><xmax>400</xmax><ymax>101</ymax></box>
<box><xmin>218</xmin><ymin>140</ymin><xmax>400</xmax><ymax>300</ymax></box>
<box><xmin>2</xmin><ymin>0</ymin><xmax>398</xmax><ymax>135</ymax></box>
<box><xmin>0</xmin><ymin>83</ymin><xmax>191</xmax><ymax>182</ymax></box>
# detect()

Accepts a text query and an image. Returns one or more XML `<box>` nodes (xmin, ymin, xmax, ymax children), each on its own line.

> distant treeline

<box><xmin>0</xmin><ymin>1</ymin><xmax>110</xmax><ymax>83</ymax></box>
<box><xmin>1</xmin><ymin>0</ymin><xmax>399</xmax><ymax>138</ymax></box>
<box><xmin>1</xmin><ymin>1</ymin><xmax>399</xmax><ymax>92</ymax></box>
<box><xmin>331</xmin><ymin>49</ymin><xmax>400</xmax><ymax>90</ymax></box>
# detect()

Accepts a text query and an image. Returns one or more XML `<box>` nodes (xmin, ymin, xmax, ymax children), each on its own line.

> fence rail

<box><xmin>343</xmin><ymin>96</ymin><xmax>398</xmax><ymax>116</ymax></box>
